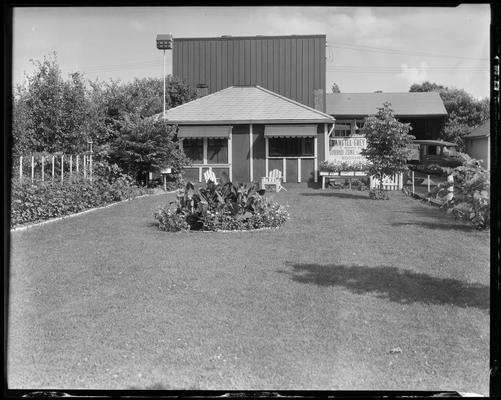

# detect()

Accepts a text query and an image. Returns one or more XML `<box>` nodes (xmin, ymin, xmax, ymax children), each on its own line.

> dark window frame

<box><xmin>268</xmin><ymin>137</ymin><xmax>314</xmax><ymax>157</ymax></box>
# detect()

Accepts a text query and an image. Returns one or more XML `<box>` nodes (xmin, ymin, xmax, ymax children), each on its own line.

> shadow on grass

<box><xmin>390</xmin><ymin>221</ymin><xmax>477</xmax><ymax>232</ymax></box>
<box><xmin>300</xmin><ymin>191</ymin><xmax>369</xmax><ymax>200</ymax></box>
<box><xmin>279</xmin><ymin>262</ymin><xmax>489</xmax><ymax>311</ymax></box>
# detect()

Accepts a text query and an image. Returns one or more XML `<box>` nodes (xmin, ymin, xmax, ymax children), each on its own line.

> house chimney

<box><xmin>196</xmin><ymin>84</ymin><xmax>208</xmax><ymax>98</ymax></box>
<box><xmin>314</xmin><ymin>89</ymin><xmax>325</xmax><ymax>112</ymax></box>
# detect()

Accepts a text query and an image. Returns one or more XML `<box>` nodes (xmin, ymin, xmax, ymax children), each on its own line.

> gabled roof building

<box><xmin>326</xmin><ymin>92</ymin><xmax>447</xmax><ymax>140</ymax></box>
<box><xmin>154</xmin><ymin>85</ymin><xmax>334</xmax><ymax>184</ymax></box>
<box><xmin>464</xmin><ymin>119</ymin><xmax>490</xmax><ymax>170</ymax></box>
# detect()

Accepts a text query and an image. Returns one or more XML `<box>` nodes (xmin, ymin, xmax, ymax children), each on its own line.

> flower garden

<box><xmin>154</xmin><ymin>181</ymin><xmax>289</xmax><ymax>232</ymax></box>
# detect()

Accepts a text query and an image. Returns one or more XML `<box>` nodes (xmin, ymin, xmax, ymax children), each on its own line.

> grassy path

<box><xmin>8</xmin><ymin>187</ymin><xmax>490</xmax><ymax>392</ymax></box>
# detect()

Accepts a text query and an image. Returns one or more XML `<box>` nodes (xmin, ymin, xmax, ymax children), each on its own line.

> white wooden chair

<box><xmin>261</xmin><ymin>169</ymin><xmax>287</xmax><ymax>192</ymax></box>
<box><xmin>203</xmin><ymin>168</ymin><xmax>219</xmax><ymax>184</ymax></box>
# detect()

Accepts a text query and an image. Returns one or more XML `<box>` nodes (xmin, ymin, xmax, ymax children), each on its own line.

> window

<box><xmin>354</xmin><ymin>120</ymin><xmax>365</xmax><ymax>135</ymax></box>
<box><xmin>207</xmin><ymin>139</ymin><xmax>228</xmax><ymax>164</ymax></box>
<box><xmin>334</xmin><ymin>122</ymin><xmax>351</xmax><ymax>137</ymax></box>
<box><xmin>269</xmin><ymin>137</ymin><xmax>314</xmax><ymax>157</ymax></box>
<box><xmin>183</xmin><ymin>139</ymin><xmax>203</xmax><ymax>164</ymax></box>
<box><xmin>182</xmin><ymin>138</ymin><xmax>229</xmax><ymax>164</ymax></box>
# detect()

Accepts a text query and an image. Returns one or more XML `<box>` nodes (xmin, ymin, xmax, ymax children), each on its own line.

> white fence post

<box><xmin>83</xmin><ymin>155</ymin><xmax>87</xmax><ymax>179</ymax></box>
<box><xmin>447</xmin><ymin>174</ymin><xmax>454</xmax><ymax>201</ymax></box>
<box><xmin>70</xmin><ymin>155</ymin><xmax>73</xmax><ymax>178</ymax></box>
<box><xmin>41</xmin><ymin>156</ymin><xmax>44</xmax><ymax>182</ymax></box>
<box><xmin>76</xmin><ymin>155</ymin><xmax>79</xmax><ymax>176</ymax></box>
<box><xmin>89</xmin><ymin>153</ymin><xmax>93</xmax><ymax>182</ymax></box>
<box><xmin>411</xmin><ymin>171</ymin><xmax>415</xmax><ymax>195</ymax></box>
<box><xmin>427</xmin><ymin>174</ymin><xmax>430</xmax><ymax>193</ymax></box>
<box><xmin>52</xmin><ymin>156</ymin><xmax>55</xmax><ymax>182</ymax></box>
<box><xmin>31</xmin><ymin>156</ymin><xmax>34</xmax><ymax>183</ymax></box>
<box><xmin>61</xmin><ymin>155</ymin><xmax>64</xmax><ymax>184</ymax></box>
<box><xmin>19</xmin><ymin>156</ymin><xmax>23</xmax><ymax>183</ymax></box>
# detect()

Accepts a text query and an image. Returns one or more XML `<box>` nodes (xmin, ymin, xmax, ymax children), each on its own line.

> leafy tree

<box><xmin>13</xmin><ymin>53</ymin><xmax>91</xmax><ymax>154</ymax></box>
<box><xmin>409</xmin><ymin>81</ymin><xmax>445</xmax><ymax>92</ymax></box>
<box><xmin>331</xmin><ymin>83</ymin><xmax>341</xmax><ymax>93</ymax></box>
<box><xmin>360</xmin><ymin>102</ymin><xmax>415</xmax><ymax>198</ymax></box>
<box><xmin>409</xmin><ymin>82</ymin><xmax>489</xmax><ymax>150</ymax></box>
<box><xmin>107</xmin><ymin>116</ymin><xmax>188</xmax><ymax>182</ymax></box>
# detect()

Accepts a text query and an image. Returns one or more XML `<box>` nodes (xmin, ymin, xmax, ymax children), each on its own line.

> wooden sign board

<box><xmin>328</xmin><ymin>136</ymin><xmax>367</xmax><ymax>164</ymax></box>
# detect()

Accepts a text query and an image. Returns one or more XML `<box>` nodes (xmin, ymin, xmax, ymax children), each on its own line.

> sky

<box><xmin>12</xmin><ymin>5</ymin><xmax>491</xmax><ymax>99</ymax></box>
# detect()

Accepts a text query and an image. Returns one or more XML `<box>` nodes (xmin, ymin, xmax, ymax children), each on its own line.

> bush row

<box><xmin>10</xmin><ymin>176</ymin><xmax>149</xmax><ymax>227</ymax></box>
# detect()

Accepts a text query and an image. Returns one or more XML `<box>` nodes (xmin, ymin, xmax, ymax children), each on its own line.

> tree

<box><xmin>360</xmin><ymin>102</ymin><xmax>415</xmax><ymax>198</ymax></box>
<box><xmin>409</xmin><ymin>81</ymin><xmax>445</xmax><ymax>92</ymax></box>
<box><xmin>331</xmin><ymin>83</ymin><xmax>341</xmax><ymax>93</ymax></box>
<box><xmin>13</xmin><ymin>53</ymin><xmax>91</xmax><ymax>154</ymax></box>
<box><xmin>107</xmin><ymin>116</ymin><xmax>188</xmax><ymax>182</ymax></box>
<box><xmin>409</xmin><ymin>82</ymin><xmax>489</xmax><ymax>150</ymax></box>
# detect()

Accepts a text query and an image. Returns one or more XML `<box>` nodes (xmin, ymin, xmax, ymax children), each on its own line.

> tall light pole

<box><xmin>156</xmin><ymin>34</ymin><xmax>173</xmax><ymax>119</ymax></box>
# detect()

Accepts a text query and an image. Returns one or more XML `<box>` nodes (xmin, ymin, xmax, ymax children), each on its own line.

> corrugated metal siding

<box><xmin>173</xmin><ymin>35</ymin><xmax>326</xmax><ymax>111</ymax></box>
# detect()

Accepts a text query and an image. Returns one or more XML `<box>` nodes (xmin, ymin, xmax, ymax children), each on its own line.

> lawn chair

<box><xmin>261</xmin><ymin>169</ymin><xmax>287</xmax><ymax>192</ymax></box>
<box><xmin>203</xmin><ymin>168</ymin><xmax>219</xmax><ymax>184</ymax></box>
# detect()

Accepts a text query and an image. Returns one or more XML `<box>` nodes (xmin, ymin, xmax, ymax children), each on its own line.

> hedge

<box><xmin>10</xmin><ymin>177</ymin><xmax>149</xmax><ymax>228</ymax></box>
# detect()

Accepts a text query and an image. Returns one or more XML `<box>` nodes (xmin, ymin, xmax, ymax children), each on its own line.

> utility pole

<box><xmin>156</xmin><ymin>33</ymin><xmax>173</xmax><ymax>120</ymax></box>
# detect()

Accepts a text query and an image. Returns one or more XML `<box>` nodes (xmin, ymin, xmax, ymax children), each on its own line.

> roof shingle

<box><xmin>326</xmin><ymin>92</ymin><xmax>447</xmax><ymax>117</ymax></box>
<box><xmin>153</xmin><ymin>86</ymin><xmax>335</xmax><ymax>124</ymax></box>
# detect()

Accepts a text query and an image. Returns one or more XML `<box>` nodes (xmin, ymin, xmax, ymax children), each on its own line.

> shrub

<box><xmin>436</xmin><ymin>153</ymin><xmax>490</xmax><ymax>229</ymax></box>
<box><xmin>360</xmin><ymin>102</ymin><xmax>414</xmax><ymax>199</ymax></box>
<box><xmin>154</xmin><ymin>181</ymin><xmax>289</xmax><ymax>232</ymax></box>
<box><xmin>368</xmin><ymin>188</ymin><xmax>389</xmax><ymax>200</ymax></box>
<box><xmin>10</xmin><ymin>176</ymin><xmax>149</xmax><ymax>227</ymax></box>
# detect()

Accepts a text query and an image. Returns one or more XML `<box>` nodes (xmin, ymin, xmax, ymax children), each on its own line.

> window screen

<box><xmin>269</xmin><ymin>137</ymin><xmax>314</xmax><ymax>157</ymax></box>
<box><xmin>207</xmin><ymin>139</ymin><xmax>228</xmax><ymax>164</ymax></box>
<box><xmin>183</xmin><ymin>139</ymin><xmax>203</xmax><ymax>164</ymax></box>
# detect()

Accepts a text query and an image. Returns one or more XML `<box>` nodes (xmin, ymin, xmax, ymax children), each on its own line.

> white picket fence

<box><xmin>369</xmin><ymin>173</ymin><xmax>403</xmax><ymax>191</ymax></box>
<box><xmin>16</xmin><ymin>153</ymin><xmax>93</xmax><ymax>184</ymax></box>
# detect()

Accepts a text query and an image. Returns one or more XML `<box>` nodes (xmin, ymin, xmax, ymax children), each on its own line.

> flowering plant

<box><xmin>320</xmin><ymin>160</ymin><xmax>371</xmax><ymax>173</ymax></box>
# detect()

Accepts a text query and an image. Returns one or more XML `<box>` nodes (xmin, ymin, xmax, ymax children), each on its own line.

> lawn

<box><xmin>8</xmin><ymin>186</ymin><xmax>490</xmax><ymax>393</ymax></box>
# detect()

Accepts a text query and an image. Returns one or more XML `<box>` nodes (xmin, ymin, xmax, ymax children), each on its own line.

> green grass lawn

<box><xmin>8</xmin><ymin>186</ymin><xmax>490</xmax><ymax>393</ymax></box>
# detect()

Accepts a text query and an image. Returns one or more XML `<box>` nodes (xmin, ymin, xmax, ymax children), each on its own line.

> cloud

<box><xmin>398</xmin><ymin>62</ymin><xmax>429</xmax><ymax>85</ymax></box>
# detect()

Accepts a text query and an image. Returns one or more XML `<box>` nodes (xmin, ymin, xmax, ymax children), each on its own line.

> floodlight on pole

<box><xmin>156</xmin><ymin>33</ymin><xmax>173</xmax><ymax>119</ymax></box>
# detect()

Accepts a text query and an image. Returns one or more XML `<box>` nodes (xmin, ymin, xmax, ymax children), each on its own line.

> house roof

<box><xmin>153</xmin><ymin>86</ymin><xmax>335</xmax><ymax>125</ymax></box>
<box><xmin>326</xmin><ymin>92</ymin><xmax>448</xmax><ymax>117</ymax></box>
<box><xmin>465</xmin><ymin>119</ymin><xmax>490</xmax><ymax>138</ymax></box>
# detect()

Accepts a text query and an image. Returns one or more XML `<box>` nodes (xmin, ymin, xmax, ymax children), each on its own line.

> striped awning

<box><xmin>178</xmin><ymin>126</ymin><xmax>232</xmax><ymax>139</ymax></box>
<box><xmin>264</xmin><ymin>124</ymin><xmax>317</xmax><ymax>138</ymax></box>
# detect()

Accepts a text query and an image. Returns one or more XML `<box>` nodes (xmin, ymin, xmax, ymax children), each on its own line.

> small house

<box><xmin>154</xmin><ymin>85</ymin><xmax>335</xmax><ymax>184</ymax></box>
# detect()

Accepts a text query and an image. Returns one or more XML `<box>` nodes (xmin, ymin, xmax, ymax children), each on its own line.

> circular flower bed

<box><xmin>154</xmin><ymin>181</ymin><xmax>289</xmax><ymax>232</ymax></box>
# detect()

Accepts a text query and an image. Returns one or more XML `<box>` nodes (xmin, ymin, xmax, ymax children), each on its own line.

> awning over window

<box><xmin>264</xmin><ymin>125</ymin><xmax>318</xmax><ymax>138</ymax></box>
<box><xmin>178</xmin><ymin>126</ymin><xmax>232</xmax><ymax>139</ymax></box>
